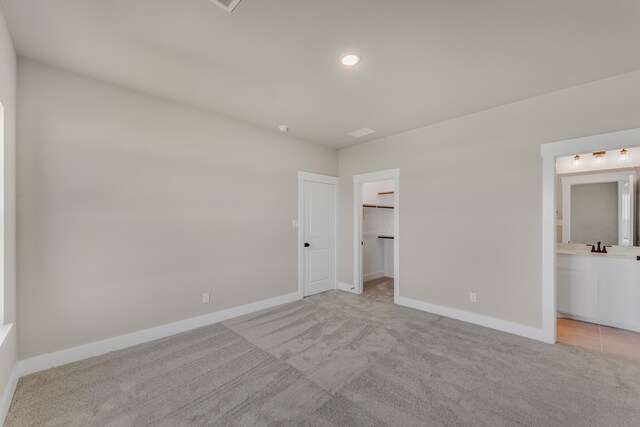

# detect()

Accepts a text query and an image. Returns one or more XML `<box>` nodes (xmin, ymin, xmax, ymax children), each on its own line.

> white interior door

<box><xmin>303</xmin><ymin>180</ymin><xmax>336</xmax><ymax>296</ymax></box>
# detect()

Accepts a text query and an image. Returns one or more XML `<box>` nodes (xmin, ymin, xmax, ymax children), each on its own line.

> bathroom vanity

<box><xmin>557</xmin><ymin>244</ymin><xmax>640</xmax><ymax>333</ymax></box>
<box><xmin>556</xmin><ymin>168</ymin><xmax>640</xmax><ymax>333</ymax></box>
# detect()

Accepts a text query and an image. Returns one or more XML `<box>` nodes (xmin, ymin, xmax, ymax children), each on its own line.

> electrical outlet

<box><xmin>292</xmin><ymin>220</ymin><xmax>298</xmax><ymax>228</ymax></box>
<box><xmin>469</xmin><ymin>292</ymin><xmax>477</xmax><ymax>303</ymax></box>
<box><xmin>202</xmin><ymin>292</ymin><xmax>210</xmax><ymax>304</ymax></box>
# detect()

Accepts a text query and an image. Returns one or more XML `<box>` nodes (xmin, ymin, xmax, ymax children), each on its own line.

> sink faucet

<box><xmin>591</xmin><ymin>241</ymin><xmax>608</xmax><ymax>254</ymax></box>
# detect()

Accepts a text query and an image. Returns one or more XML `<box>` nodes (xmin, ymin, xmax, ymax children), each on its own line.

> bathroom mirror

<box><xmin>561</xmin><ymin>171</ymin><xmax>636</xmax><ymax>246</ymax></box>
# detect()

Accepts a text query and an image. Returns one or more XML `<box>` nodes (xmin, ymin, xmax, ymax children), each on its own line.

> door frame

<box><xmin>353</xmin><ymin>169</ymin><xmax>400</xmax><ymax>301</ymax></box>
<box><xmin>298</xmin><ymin>171</ymin><xmax>340</xmax><ymax>299</ymax></box>
<box><xmin>540</xmin><ymin>127</ymin><xmax>640</xmax><ymax>345</ymax></box>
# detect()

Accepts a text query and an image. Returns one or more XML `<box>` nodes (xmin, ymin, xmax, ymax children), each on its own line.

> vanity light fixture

<box><xmin>593</xmin><ymin>151</ymin><xmax>606</xmax><ymax>166</ymax></box>
<box><xmin>618</xmin><ymin>148</ymin><xmax>629</xmax><ymax>163</ymax></box>
<box><xmin>572</xmin><ymin>154</ymin><xmax>581</xmax><ymax>168</ymax></box>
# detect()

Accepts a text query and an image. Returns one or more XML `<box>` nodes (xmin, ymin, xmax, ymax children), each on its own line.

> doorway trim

<box><xmin>353</xmin><ymin>169</ymin><xmax>400</xmax><ymax>301</ymax></box>
<box><xmin>540</xmin><ymin>127</ymin><xmax>640</xmax><ymax>344</ymax></box>
<box><xmin>298</xmin><ymin>171</ymin><xmax>340</xmax><ymax>299</ymax></box>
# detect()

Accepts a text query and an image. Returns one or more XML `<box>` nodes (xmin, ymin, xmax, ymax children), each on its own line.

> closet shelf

<box><xmin>363</xmin><ymin>204</ymin><xmax>394</xmax><ymax>209</ymax></box>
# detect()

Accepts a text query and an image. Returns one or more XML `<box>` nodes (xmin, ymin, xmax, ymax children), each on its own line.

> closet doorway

<box><xmin>353</xmin><ymin>169</ymin><xmax>399</xmax><ymax>302</ymax></box>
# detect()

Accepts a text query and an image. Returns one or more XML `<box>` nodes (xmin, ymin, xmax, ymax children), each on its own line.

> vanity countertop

<box><xmin>557</xmin><ymin>243</ymin><xmax>640</xmax><ymax>260</ymax></box>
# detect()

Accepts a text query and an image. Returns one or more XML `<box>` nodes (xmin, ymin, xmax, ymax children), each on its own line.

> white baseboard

<box><xmin>363</xmin><ymin>271</ymin><xmax>384</xmax><ymax>282</ymax></box>
<box><xmin>337</xmin><ymin>282</ymin><xmax>357</xmax><ymax>294</ymax></box>
<box><xmin>0</xmin><ymin>363</ymin><xmax>19</xmax><ymax>425</ymax></box>
<box><xmin>395</xmin><ymin>296</ymin><xmax>547</xmax><ymax>343</ymax></box>
<box><xmin>16</xmin><ymin>292</ymin><xmax>301</xmax><ymax>378</ymax></box>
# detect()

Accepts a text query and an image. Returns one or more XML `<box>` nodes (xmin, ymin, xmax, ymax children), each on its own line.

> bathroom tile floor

<box><xmin>557</xmin><ymin>317</ymin><xmax>640</xmax><ymax>360</ymax></box>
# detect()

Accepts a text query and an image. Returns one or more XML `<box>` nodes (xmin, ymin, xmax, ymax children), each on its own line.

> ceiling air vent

<box><xmin>347</xmin><ymin>128</ymin><xmax>376</xmax><ymax>138</ymax></box>
<box><xmin>209</xmin><ymin>0</ymin><xmax>242</xmax><ymax>13</ymax></box>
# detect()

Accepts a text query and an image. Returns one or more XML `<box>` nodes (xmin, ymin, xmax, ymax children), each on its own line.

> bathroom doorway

<box><xmin>554</xmin><ymin>150</ymin><xmax>640</xmax><ymax>358</ymax></box>
<box><xmin>542</xmin><ymin>129</ymin><xmax>640</xmax><ymax>358</ymax></box>
<box><xmin>353</xmin><ymin>169</ymin><xmax>399</xmax><ymax>302</ymax></box>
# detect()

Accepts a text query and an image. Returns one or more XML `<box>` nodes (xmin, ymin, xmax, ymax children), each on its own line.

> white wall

<box><xmin>17</xmin><ymin>59</ymin><xmax>338</xmax><ymax>359</ymax></box>
<box><xmin>0</xmin><ymin>1</ymin><xmax>17</xmax><ymax>413</ymax></box>
<box><xmin>384</xmin><ymin>239</ymin><xmax>394</xmax><ymax>278</ymax></box>
<box><xmin>362</xmin><ymin>208</ymin><xmax>385</xmax><ymax>280</ymax></box>
<box><xmin>362</xmin><ymin>180</ymin><xmax>394</xmax><ymax>206</ymax></box>
<box><xmin>339</xmin><ymin>69</ymin><xmax>640</xmax><ymax>329</ymax></box>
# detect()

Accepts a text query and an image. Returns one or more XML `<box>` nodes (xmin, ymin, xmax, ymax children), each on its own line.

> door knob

<box><xmin>304</xmin><ymin>243</ymin><xmax>310</xmax><ymax>247</ymax></box>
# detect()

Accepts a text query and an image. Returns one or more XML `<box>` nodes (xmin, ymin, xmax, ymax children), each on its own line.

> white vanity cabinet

<box><xmin>598</xmin><ymin>272</ymin><xmax>640</xmax><ymax>331</ymax></box>
<box><xmin>557</xmin><ymin>254</ymin><xmax>640</xmax><ymax>332</ymax></box>
<box><xmin>557</xmin><ymin>267</ymin><xmax>598</xmax><ymax>320</ymax></box>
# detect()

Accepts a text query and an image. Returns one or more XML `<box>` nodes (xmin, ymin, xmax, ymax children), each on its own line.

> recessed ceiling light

<box><xmin>278</xmin><ymin>125</ymin><xmax>289</xmax><ymax>133</ymax></box>
<box><xmin>340</xmin><ymin>52</ymin><xmax>360</xmax><ymax>67</ymax></box>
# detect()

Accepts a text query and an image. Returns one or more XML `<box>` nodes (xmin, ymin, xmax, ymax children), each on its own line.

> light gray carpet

<box><xmin>6</xmin><ymin>278</ymin><xmax>640</xmax><ymax>426</ymax></box>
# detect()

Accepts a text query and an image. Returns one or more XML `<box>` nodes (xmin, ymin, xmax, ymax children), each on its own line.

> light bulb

<box><xmin>572</xmin><ymin>154</ymin><xmax>581</xmax><ymax>169</ymax></box>
<box><xmin>592</xmin><ymin>151</ymin><xmax>606</xmax><ymax>167</ymax></box>
<box><xmin>618</xmin><ymin>148</ymin><xmax>629</xmax><ymax>164</ymax></box>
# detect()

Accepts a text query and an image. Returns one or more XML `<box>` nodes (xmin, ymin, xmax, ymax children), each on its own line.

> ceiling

<box><xmin>1</xmin><ymin>0</ymin><xmax>639</xmax><ymax>148</ymax></box>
